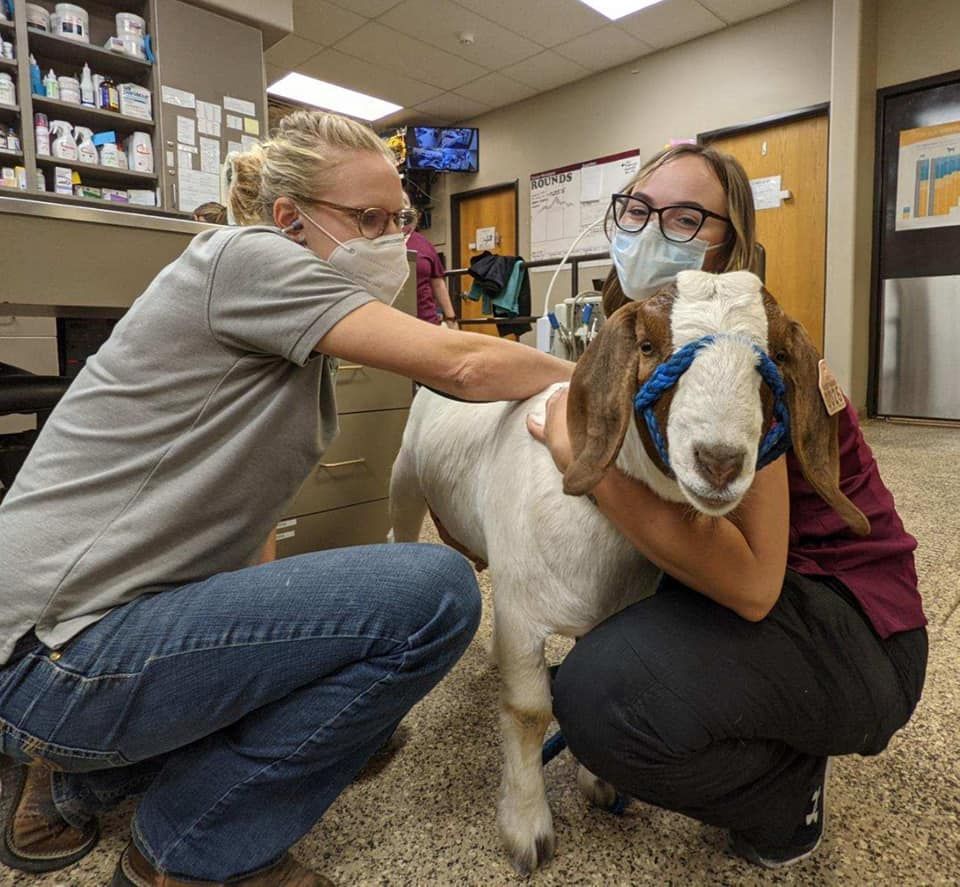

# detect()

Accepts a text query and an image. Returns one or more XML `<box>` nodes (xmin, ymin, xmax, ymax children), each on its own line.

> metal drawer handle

<box><xmin>319</xmin><ymin>458</ymin><xmax>367</xmax><ymax>469</ymax></box>
<box><xmin>337</xmin><ymin>364</ymin><xmax>364</xmax><ymax>371</ymax></box>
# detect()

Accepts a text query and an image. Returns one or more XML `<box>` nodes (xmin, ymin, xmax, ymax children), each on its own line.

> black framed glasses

<box><xmin>307</xmin><ymin>198</ymin><xmax>419</xmax><ymax>239</ymax></box>
<box><xmin>610</xmin><ymin>193</ymin><xmax>730</xmax><ymax>243</ymax></box>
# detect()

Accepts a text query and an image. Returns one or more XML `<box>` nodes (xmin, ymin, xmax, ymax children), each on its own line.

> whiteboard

<box><xmin>530</xmin><ymin>150</ymin><xmax>641</xmax><ymax>262</ymax></box>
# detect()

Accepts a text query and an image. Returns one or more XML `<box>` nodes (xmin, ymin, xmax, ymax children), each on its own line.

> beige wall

<box><xmin>876</xmin><ymin>0</ymin><xmax>960</xmax><ymax>88</ymax></box>
<box><xmin>435</xmin><ymin>0</ymin><xmax>833</xmax><ymax>258</ymax></box>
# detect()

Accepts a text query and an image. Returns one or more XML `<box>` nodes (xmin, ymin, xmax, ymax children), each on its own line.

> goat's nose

<box><xmin>694</xmin><ymin>444</ymin><xmax>745</xmax><ymax>490</ymax></box>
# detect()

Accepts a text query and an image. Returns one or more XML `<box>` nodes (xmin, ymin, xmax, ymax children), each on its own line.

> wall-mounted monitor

<box><xmin>406</xmin><ymin>127</ymin><xmax>479</xmax><ymax>173</ymax></box>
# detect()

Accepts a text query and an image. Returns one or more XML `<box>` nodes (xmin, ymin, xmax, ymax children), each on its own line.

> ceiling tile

<box><xmin>501</xmin><ymin>50</ymin><xmax>591</xmax><ymax>92</ymax></box>
<box><xmin>292</xmin><ymin>0</ymin><xmax>366</xmax><ymax>46</ymax></box>
<box><xmin>454</xmin><ymin>0</ymin><xmax>609</xmax><ymax>48</ymax></box>
<box><xmin>380</xmin><ymin>0</ymin><xmax>542</xmax><ymax>68</ymax></box>
<box><xmin>335</xmin><ymin>22</ymin><xmax>489</xmax><ymax>91</ymax></box>
<box><xmin>618</xmin><ymin>0</ymin><xmax>725</xmax><ymax>48</ymax></box>
<box><xmin>696</xmin><ymin>0</ymin><xmax>796</xmax><ymax>24</ymax></box>
<box><xmin>323</xmin><ymin>0</ymin><xmax>403</xmax><ymax>16</ymax></box>
<box><xmin>264</xmin><ymin>34</ymin><xmax>325</xmax><ymax>68</ymax></box>
<box><xmin>298</xmin><ymin>48</ymin><xmax>444</xmax><ymax>107</ymax></box>
<box><xmin>412</xmin><ymin>92</ymin><xmax>492</xmax><ymax>124</ymax></box>
<box><xmin>554</xmin><ymin>25</ymin><xmax>654</xmax><ymax>71</ymax></box>
<box><xmin>455</xmin><ymin>72</ymin><xmax>537</xmax><ymax>106</ymax></box>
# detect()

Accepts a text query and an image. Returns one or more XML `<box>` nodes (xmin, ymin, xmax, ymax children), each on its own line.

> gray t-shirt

<box><xmin>0</xmin><ymin>225</ymin><xmax>373</xmax><ymax>664</ymax></box>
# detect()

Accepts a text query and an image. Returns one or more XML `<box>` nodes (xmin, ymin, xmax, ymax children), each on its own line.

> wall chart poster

<box><xmin>530</xmin><ymin>149</ymin><xmax>640</xmax><ymax>261</ymax></box>
<box><xmin>895</xmin><ymin>120</ymin><xmax>960</xmax><ymax>231</ymax></box>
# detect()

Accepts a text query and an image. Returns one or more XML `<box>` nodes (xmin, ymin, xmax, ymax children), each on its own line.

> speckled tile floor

<box><xmin>6</xmin><ymin>419</ymin><xmax>960</xmax><ymax>886</ymax></box>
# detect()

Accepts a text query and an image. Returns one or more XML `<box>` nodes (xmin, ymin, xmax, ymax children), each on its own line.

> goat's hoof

<box><xmin>577</xmin><ymin>764</ymin><xmax>618</xmax><ymax>809</ymax></box>
<box><xmin>498</xmin><ymin>803</ymin><xmax>555</xmax><ymax>875</ymax></box>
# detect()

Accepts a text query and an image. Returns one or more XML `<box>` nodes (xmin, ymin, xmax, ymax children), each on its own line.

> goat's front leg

<box><xmin>493</xmin><ymin>607</ymin><xmax>554</xmax><ymax>875</ymax></box>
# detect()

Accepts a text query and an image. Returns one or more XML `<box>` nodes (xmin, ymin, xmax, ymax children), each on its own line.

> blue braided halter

<box><xmin>633</xmin><ymin>334</ymin><xmax>791</xmax><ymax>473</ymax></box>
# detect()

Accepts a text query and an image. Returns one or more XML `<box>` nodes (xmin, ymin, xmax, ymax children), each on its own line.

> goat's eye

<box><xmin>640</xmin><ymin>341</ymin><xmax>654</xmax><ymax>355</ymax></box>
<box><xmin>773</xmin><ymin>350</ymin><xmax>787</xmax><ymax>363</ymax></box>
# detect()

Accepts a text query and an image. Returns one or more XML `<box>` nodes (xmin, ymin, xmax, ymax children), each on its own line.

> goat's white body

<box><xmin>392</xmin><ymin>386</ymin><xmax>665</xmax><ymax>638</ymax></box>
<box><xmin>388</xmin><ymin>269</ymin><xmax>773</xmax><ymax>873</ymax></box>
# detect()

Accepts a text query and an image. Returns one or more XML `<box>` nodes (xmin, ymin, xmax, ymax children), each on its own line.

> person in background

<box><xmin>192</xmin><ymin>201</ymin><xmax>227</xmax><ymax>224</ymax></box>
<box><xmin>0</xmin><ymin>110</ymin><xmax>571</xmax><ymax>886</ymax></box>
<box><xmin>403</xmin><ymin>193</ymin><xmax>458</xmax><ymax>328</ymax></box>
<box><xmin>529</xmin><ymin>143</ymin><xmax>927</xmax><ymax>870</ymax></box>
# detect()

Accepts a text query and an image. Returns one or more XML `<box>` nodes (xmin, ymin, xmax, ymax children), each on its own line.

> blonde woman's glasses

<box><xmin>307</xmin><ymin>198</ymin><xmax>419</xmax><ymax>239</ymax></box>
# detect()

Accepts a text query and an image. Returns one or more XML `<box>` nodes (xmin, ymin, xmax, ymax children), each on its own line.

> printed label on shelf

<box><xmin>276</xmin><ymin>518</ymin><xmax>298</xmax><ymax>529</ymax></box>
<box><xmin>276</xmin><ymin>530</ymin><xmax>296</xmax><ymax>541</ymax></box>
<box><xmin>223</xmin><ymin>95</ymin><xmax>255</xmax><ymax>117</ymax></box>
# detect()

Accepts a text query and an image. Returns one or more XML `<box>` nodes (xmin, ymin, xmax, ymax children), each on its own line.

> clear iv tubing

<box><xmin>541</xmin><ymin>214</ymin><xmax>608</xmax><ymax>319</ymax></box>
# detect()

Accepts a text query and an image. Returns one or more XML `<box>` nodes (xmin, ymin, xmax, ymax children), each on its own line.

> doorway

<box><xmin>700</xmin><ymin>106</ymin><xmax>830</xmax><ymax>351</ymax></box>
<box><xmin>450</xmin><ymin>182</ymin><xmax>519</xmax><ymax>338</ymax></box>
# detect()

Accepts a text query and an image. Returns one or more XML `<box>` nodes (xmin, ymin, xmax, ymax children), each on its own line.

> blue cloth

<box><xmin>0</xmin><ymin>543</ymin><xmax>480</xmax><ymax>880</ymax></box>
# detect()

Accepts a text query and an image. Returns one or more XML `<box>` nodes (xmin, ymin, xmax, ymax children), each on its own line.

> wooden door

<box><xmin>453</xmin><ymin>184</ymin><xmax>518</xmax><ymax>338</ymax></box>
<box><xmin>705</xmin><ymin>113</ymin><xmax>829</xmax><ymax>351</ymax></box>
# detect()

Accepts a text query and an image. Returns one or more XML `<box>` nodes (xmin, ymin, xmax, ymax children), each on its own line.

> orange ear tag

<box><xmin>817</xmin><ymin>359</ymin><xmax>846</xmax><ymax>416</ymax></box>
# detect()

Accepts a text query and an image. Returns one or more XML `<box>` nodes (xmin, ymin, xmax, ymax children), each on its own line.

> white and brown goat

<box><xmin>388</xmin><ymin>270</ymin><xmax>868</xmax><ymax>874</ymax></box>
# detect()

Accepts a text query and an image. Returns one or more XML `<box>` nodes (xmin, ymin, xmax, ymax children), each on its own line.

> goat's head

<box><xmin>563</xmin><ymin>269</ymin><xmax>870</xmax><ymax>536</ymax></box>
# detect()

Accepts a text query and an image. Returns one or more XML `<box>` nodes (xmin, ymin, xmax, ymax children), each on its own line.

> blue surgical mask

<box><xmin>611</xmin><ymin>224</ymin><xmax>720</xmax><ymax>301</ymax></box>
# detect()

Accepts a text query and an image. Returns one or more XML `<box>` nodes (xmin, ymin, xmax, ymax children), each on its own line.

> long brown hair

<box><xmin>602</xmin><ymin>143</ymin><xmax>758</xmax><ymax>316</ymax></box>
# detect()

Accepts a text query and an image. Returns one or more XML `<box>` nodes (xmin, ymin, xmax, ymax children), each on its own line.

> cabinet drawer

<box><xmin>286</xmin><ymin>408</ymin><xmax>409</xmax><ymax>518</ymax></box>
<box><xmin>276</xmin><ymin>499</ymin><xmax>393</xmax><ymax>557</ymax></box>
<box><xmin>0</xmin><ymin>316</ymin><xmax>57</xmax><ymax>337</ymax></box>
<box><xmin>335</xmin><ymin>363</ymin><xmax>412</xmax><ymax>414</ymax></box>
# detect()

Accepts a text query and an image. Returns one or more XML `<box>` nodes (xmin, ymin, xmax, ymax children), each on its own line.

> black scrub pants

<box><xmin>552</xmin><ymin>570</ymin><xmax>927</xmax><ymax>847</ymax></box>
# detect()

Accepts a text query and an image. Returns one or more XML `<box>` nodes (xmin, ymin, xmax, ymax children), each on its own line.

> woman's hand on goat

<box><xmin>527</xmin><ymin>387</ymin><xmax>574</xmax><ymax>474</ymax></box>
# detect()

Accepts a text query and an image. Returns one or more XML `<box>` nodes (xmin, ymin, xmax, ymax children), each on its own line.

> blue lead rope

<box><xmin>632</xmin><ymin>334</ymin><xmax>791</xmax><ymax>472</ymax></box>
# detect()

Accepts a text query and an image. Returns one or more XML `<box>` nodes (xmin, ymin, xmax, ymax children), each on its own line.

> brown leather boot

<box><xmin>0</xmin><ymin>755</ymin><xmax>99</xmax><ymax>872</ymax></box>
<box><xmin>111</xmin><ymin>843</ymin><xmax>336</xmax><ymax>886</ymax></box>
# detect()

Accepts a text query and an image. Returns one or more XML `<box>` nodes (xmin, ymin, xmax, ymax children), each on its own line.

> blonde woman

<box><xmin>0</xmin><ymin>110</ymin><xmax>571</xmax><ymax>886</ymax></box>
<box><xmin>530</xmin><ymin>144</ymin><xmax>926</xmax><ymax>869</ymax></box>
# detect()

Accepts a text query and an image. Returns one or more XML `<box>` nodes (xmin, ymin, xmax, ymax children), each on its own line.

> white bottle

<box><xmin>0</xmin><ymin>72</ymin><xmax>15</xmax><ymax>106</ymax></box>
<box><xmin>92</xmin><ymin>74</ymin><xmax>103</xmax><ymax>107</ymax></box>
<box><xmin>99</xmin><ymin>140</ymin><xmax>120</xmax><ymax>168</ymax></box>
<box><xmin>43</xmin><ymin>69</ymin><xmax>59</xmax><ymax>100</ymax></box>
<box><xmin>34</xmin><ymin>112</ymin><xmax>50</xmax><ymax>156</ymax></box>
<box><xmin>58</xmin><ymin>74</ymin><xmax>80</xmax><ymax>104</ymax></box>
<box><xmin>80</xmin><ymin>62</ymin><xmax>94</xmax><ymax>107</ymax></box>
<box><xmin>49</xmin><ymin>120</ymin><xmax>78</xmax><ymax>161</ymax></box>
<box><xmin>124</xmin><ymin>131</ymin><xmax>153</xmax><ymax>173</ymax></box>
<box><xmin>75</xmin><ymin>126</ymin><xmax>97</xmax><ymax>164</ymax></box>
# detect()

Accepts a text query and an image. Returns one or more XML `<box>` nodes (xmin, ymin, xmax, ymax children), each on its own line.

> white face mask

<box><xmin>611</xmin><ymin>224</ymin><xmax>723</xmax><ymax>301</ymax></box>
<box><xmin>296</xmin><ymin>205</ymin><xmax>410</xmax><ymax>306</ymax></box>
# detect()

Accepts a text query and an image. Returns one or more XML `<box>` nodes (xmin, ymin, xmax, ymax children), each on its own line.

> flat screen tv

<box><xmin>406</xmin><ymin>126</ymin><xmax>479</xmax><ymax>173</ymax></box>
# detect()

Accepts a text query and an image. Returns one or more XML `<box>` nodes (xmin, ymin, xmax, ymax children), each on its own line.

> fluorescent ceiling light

<box><xmin>267</xmin><ymin>73</ymin><xmax>402</xmax><ymax>122</ymax></box>
<box><xmin>577</xmin><ymin>0</ymin><xmax>667</xmax><ymax>20</ymax></box>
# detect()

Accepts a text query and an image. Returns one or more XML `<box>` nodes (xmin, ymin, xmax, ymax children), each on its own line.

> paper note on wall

<box><xmin>750</xmin><ymin>175</ymin><xmax>783</xmax><ymax>210</ymax></box>
<box><xmin>198</xmin><ymin>119</ymin><xmax>221</xmax><ymax>137</ymax></box>
<box><xmin>196</xmin><ymin>100</ymin><xmax>222</xmax><ymax>122</ymax></box>
<box><xmin>179</xmin><ymin>169</ymin><xmax>220</xmax><ymax>213</ymax></box>
<box><xmin>226</xmin><ymin>115</ymin><xmax>243</xmax><ymax>131</ymax></box>
<box><xmin>475</xmin><ymin>226</ymin><xmax>496</xmax><ymax>250</ymax></box>
<box><xmin>240</xmin><ymin>134</ymin><xmax>259</xmax><ymax>151</ymax></box>
<box><xmin>580</xmin><ymin>164</ymin><xmax>604</xmax><ymax>202</ymax></box>
<box><xmin>178</xmin><ymin>149</ymin><xmax>194</xmax><ymax>171</ymax></box>
<box><xmin>199</xmin><ymin>136</ymin><xmax>220</xmax><ymax>175</ymax></box>
<box><xmin>224</xmin><ymin>96</ymin><xmax>256</xmax><ymax>117</ymax></box>
<box><xmin>243</xmin><ymin>117</ymin><xmax>260</xmax><ymax>136</ymax></box>
<box><xmin>161</xmin><ymin>85</ymin><xmax>196</xmax><ymax>108</ymax></box>
<box><xmin>227</xmin><ymin>140</ymin><xmax>242</xmax><ymax>155</ymax></box>
<box><xmin>177</xmin><ymin>115</ymin><xmax>196</xmax><ymax>146</ymax></box>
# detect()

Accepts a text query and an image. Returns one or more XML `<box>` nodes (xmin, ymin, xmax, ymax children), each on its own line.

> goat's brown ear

<box><xmin>563</xmin><ymin>302</ymin><xmax>643</xmax><ymax>496</ymax></box>
<box><xmin>765</xmin><ymin>294</ymin><xmax>870</xmax><ymax>536</ymax></box>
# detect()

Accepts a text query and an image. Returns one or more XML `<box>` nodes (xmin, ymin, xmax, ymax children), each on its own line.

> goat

<box><xmin>388</xmin><ymin>270</ymin><xmax>869</xmax><ymax>875</ymax></box>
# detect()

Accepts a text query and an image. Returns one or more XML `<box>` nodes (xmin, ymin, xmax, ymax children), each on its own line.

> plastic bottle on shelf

<box><xmin>124</xmin><ymin>131</ymin><xmax>153</xmax><ymax>173</ymax></box>
<box><xmin>50</xmin><ymin>120</ymin><xmax>78</xmax><ymax>161</ymax></box>
<box><xmin>58</xmin><ymin>74</ymin><xmax>81</xmax><ymax>105</ymax></box>
<box><xmin>92</xmin><ymin>74</ymin><xmax>104</xmax><ymax>107</ymax></box>
<box><xmin>30</xmin><ymin>55</ymin><xmax>45</xmax><ymax>97</ymax></box>
<box><xmin>75</xmin><ymin>126</ymin><xmax>98</xmax><ymax>164</ymax></box>
<box><xmin>34</xmin><ymin>113</ymin><xmax>51</xmax><ymax>156</ymax></box>
<box><xmin>44</xmin><ymin>69</ymin><xmax>59</xmax><ymax>100</ymax></box>
<box><xmin>98</xmin><ymin>78</ymin><xmax>119</xmax><ymax>113</ymax></box>
<box><xmin>0</xmin><ymin>72</ymin><xmax>14</xmax><ymax>107</ymax></box>
<box><xmin>80</xmin><ymin>63</ymin><xmax>95</xmax><ymax>107</ymax></box>
<box><xmin>97</xmin><ymin>132</ymin><xmax>121</xmax><ymax>168</ymax></box>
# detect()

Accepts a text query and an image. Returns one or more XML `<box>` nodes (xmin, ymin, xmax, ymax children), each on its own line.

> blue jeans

<box><xmin>0</xmin><ymin>543</ymin><xmax>480</xmax><ymax>880</ymax></box>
